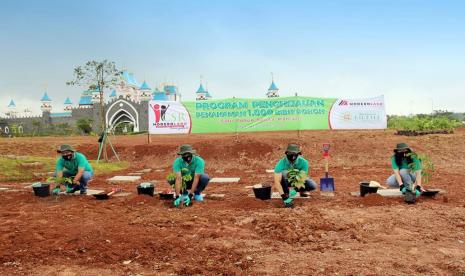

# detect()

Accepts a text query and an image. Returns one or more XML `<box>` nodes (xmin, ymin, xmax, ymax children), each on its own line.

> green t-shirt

<box><xmin>274</xmin><ymin>156</ymin><xmax>309</xmax><ymax>174</ymax></box>
<box><xmin>173</xmin><ymin>155</ymin><xmax>205</xmax><ymax>175</ymax></box>
<box><xmin>56</xmin><ymin>152</ymin><xmax>93</xmax><ymax>175</ymax></box>
<box><xmin>391</xmin><ymin>154</ymin><xmax>422</xmax><ymax>171</ymax></box>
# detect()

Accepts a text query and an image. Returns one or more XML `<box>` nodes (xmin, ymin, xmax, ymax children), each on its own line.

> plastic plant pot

<box><xmin>159</xmin><ymin>193</ymin><xmax>174</xmax><ymax>200</ymax></box>
<box><xmin>422</xmin><ymin>190</ymin><xmax>440</xmax><ymax>197</ymax></box>
<box><xmin>359</xmin><ymin>182</ymin><xmax>378</xmax><ymax>197</ymax></box>
<box><xmin>32</xmin><ymin>182</ymin><xmax>50</xmax><ymax>197</ymax></box>
<box><xmin>253</xmin><ymin>184</ymin><xmax>272</xmax><ymax>200</ymax></box>
<box><xmin>137</xmin><ymin>182</ymin><xmax>155</xmax><ymax>196</ymax></box>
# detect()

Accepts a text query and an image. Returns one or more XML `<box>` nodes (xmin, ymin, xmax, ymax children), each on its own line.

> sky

<box><xmin>0</xmin><ymin>0</ymin><xmax>464</xmax><ymax>115</ymax></box>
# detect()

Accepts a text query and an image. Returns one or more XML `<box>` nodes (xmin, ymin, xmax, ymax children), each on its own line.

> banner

<box><xmin>148</xmin><ymin>95</ymin><xmax>386</xmax><ymax>134</ymax></box>
<box><xmin>329</xmin><ymin>96</ymin><xmax>387</xmax><ymax>129</ymax></box>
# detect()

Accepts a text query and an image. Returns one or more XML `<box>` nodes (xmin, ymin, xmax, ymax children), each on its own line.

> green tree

<box><xmin>76</xmin><ymin>118</ymin><xmax>93</xmax><ymax>134</ymax></box>
<box><xmin>67</xmin><ymin>60</ymin><xmax>121</xmax><ymax>161</ymax></box>
<box><xmin>32</xmin><ymin>120</ymin><xmax>41</xmax><ymax>136</ymax></box>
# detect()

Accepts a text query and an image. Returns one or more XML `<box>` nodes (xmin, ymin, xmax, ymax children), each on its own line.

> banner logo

<box><xmin>148</xmin><ymin>101</ymin><xmax>191</xmax><ymax>134</ymax></box>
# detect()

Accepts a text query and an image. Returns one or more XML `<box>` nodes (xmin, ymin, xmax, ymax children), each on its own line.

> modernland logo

<box><xmin>149</xmin><ymin>102</ymin><xmax>190</xmax><ymax>130</ymax></box>
<box><xmin>338</xmin><ymin>99</ymin><xmax>383</xmax><ymax>107</ymax></box>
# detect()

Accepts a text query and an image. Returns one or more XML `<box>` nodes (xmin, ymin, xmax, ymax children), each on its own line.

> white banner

<box><xmin>329</xmin><ymin>95</ymin><xmax>387</xmax><ymax>129</ymax></box>
<box><xmin>148</xmin><ymin>101</ymin><xmax>192</xmax><ymax>134</ymax></box>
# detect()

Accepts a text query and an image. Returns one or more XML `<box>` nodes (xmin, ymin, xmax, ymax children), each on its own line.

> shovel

<box><xmin>93</xmin><ymin>188</ymin><xmax>122</xmax><ymax>200</ymax></box>
<box><xmin>320</xmin><ymin>157</ymin><xmax>335</xmax><ymax>192</ymax></box>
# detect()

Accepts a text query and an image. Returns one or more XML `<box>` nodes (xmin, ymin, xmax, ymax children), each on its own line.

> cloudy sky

<box><xmin>0</xmin><ymin>0</ymin><xmax>464</xmax><ymax>115</ymax></box>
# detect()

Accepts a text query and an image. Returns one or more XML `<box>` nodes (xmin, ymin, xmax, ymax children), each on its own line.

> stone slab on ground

<box><xmin>0</xmin><ymin>187</ymin><xmax>10</xmax><ymax>191</ymax></box>
<box><xmin>248</xmin><ymin>192</ymin><xmax>311</xmax><ymax>199</ymax></box>
<box><xmin>136</xmin><ymin>169</ymin><xmax>152</xmax><ymax>173</ymax></box>
<box><xmin>56</xmin><ymin>189</ymin><xmax>105</xmax><ymax>196</ymax></box>
<box><xmin>266</xmin><ymin>169</ymin><xmax>274</xmax><ymax>173</ymax></box>
<box><xmin>107</xmin><ymin>176</ymin><xmax>141</xmax><ymax>182</ymax></box>
<box><xmin>113</xmin><ymin>192</ymin><xmax>132</xmax><ymax>197</ymax></box>
<box><xmin>210</xmin><ymin>177</ymin><xmax>240</xmax><ymax>183</ymax></box>
<box><xmin>128</xmin><ymin>173</ymin><xmax>144</xmax><ymax>176</ymax></box>
<box><xmin>350</xmin><ymin>188</ymin><xmax>447</xmax><ymax>197</ymax></box>
<box><xmin>320</xmin><ymin>192</ymin><xmax>335</xmax><ymax>197</ymax></box>
<box><xmin>206</xmin><ymin>194</ymin><xmax>225</xmax><ymax>198</ymax></box>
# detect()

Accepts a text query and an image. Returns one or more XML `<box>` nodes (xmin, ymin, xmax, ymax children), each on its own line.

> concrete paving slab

<box><xmin>320</xmin><ymin>192</ymin><xmax>335</xmax><ymax>197</ymax></box>
<box><xmin>128</xmin><ymin>173</ymin><xmax>144</xmax><ymax>176</ymax></box>
<box><xmin>113</xmin><ymin>192</ymin><xmax>132</xmax><ymax>197</ymax></box>
<box><xmin>107</xmin><ymin>176</ymin><xmax>141</xmax><ymax>182</ymax></box>
<box><xmin>206</xmin><ymin>194</ymin><xmax>225</xmax><ymax>198</ymax></box>
<box><xmin>210</xmin><ymin>177</ymin><xmax>240</xmax><ymax>183</ymax></box>
<box><xmin>266</xmin><ymin>169</ymin><xmax>274</xmax><ymax>173</ymax></box>
<box><xmin>136</xmin><ymin>169</ymin><xmax>152</xmax><ymax>173</ymax></box>
<box><xmin>248</xmin><ymin>192</ymin><xmax>311</xmax><ymax>199</ymax></box>
<box><xmin>0</xmin><ymin>187</ymin><xmax>10</xmax><ymax>191</ymax></box>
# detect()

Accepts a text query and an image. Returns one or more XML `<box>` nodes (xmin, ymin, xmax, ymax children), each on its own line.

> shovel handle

<box><xmin>325</xmin><ymin>157</ymin><xmax>329</xmax><ymax>173</ymax></box>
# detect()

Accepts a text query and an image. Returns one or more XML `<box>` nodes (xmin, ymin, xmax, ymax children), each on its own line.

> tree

<box><xmin>32</xmin><ymin>120</ymin><xmax>41</xmax><ymax>136</ymax></box>
<box><xmin>67</xmin><ymin>60</ymin><xmax>121</xmax><ymax>161</ymax></box>
<box><xmin>76</xmin><ymin>118</ymin><xmax>93</xmax><ymax>134</ymax></box>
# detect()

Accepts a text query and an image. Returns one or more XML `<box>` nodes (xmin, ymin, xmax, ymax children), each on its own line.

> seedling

<box><xmin>407</xmin><ymin>152</ymin><xmax>434</xmax><ymax>185</ymax></box>
<box><xmin>287</xmin><ymin>169</ymin><xmax>307</xmax><ymax>189</ymax></box>
<box><xmin>166</xmin><ymin>168</ymin><xmax>192</xmax><ymax>191</ymax></box>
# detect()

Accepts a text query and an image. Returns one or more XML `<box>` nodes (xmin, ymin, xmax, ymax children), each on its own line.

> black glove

<box><xmin>399</xmin><ymin>184</ymin><xmax>406</xmax><ymax>194</ymax></box>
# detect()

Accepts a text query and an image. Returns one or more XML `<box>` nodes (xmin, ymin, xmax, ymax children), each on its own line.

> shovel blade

<box><xmin>320</xmin><ymin>177</ymin><xmax>335</xmax><ymax>192</ymax></box>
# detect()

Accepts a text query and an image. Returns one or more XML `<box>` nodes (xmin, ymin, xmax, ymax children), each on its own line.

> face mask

<box><xmin>182</xmin><ymin>154</ymin><xmax>193</xmax><ymax>163</ymax></box>
<box><xmin>62</xmin><ymin>154</ymin><xmax>73</xmax><ymax>161</ymax></box>
<box><xmin>286</xmin><ymin>153</ymin><xmax>298</xmax><ymax>162</ymax></box>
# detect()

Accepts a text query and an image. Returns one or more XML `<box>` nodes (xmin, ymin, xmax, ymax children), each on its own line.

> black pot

<box><xmin>32</xmin><ymin>183</ymin><xmax>50</xmax><ymax>197</ymax></box>
<box><xmin>404</xmin><ymin>190</ymin><xmax>416</xmax><ymax>204</ymax></box>
<box><xmin>359</xmin><ymin>182</ymin><xmax>378</xmax><ymax>197</ymax></box>
<box><xmin>159</xmin><ymin>193</ymin><xmax>174</xmax><ymax>200</ymax></box>
<box><xmin>253</xmin><ymin>185</ymin><xmax>272</xmax><ymax>200</ymax></box>
<box><xmin>137</xmin><ymin>183</ymin><xmax>155</xmax><ymax>196</ymax></box>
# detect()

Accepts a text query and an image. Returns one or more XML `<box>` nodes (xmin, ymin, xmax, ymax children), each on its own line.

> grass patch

<box><xmin>90</xmin><ymin>160</ymin><xmax>129</xmax><ymax>175</ymax></box>
<box><xmin>0</xmin><ymin>156</ymin><xmax>129</xmax><ymax>182</ymax></box>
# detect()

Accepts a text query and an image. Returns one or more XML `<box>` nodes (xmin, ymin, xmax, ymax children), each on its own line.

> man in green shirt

<box><xmin>54</xmin><ymin>144</ymin><xmax>93</xmax><ymax>195</ymax></box>
<box><xmin>170</xmin><ymin>144</ymin><xmax>210</xmax><ymax>207</ymax></box>
<box><xmin>274</xmin><ymin>144</ymin><xmax>317</xmax><ymax>208</ymax></box>
<box><xmin>386</xmin><ymin>143</ymin><xmax>424</xmax><ymax>195</ymax></box>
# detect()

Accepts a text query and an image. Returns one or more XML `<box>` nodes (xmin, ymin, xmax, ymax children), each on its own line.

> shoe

<box><xmin>194</xmin><ymin>194</ymin><xmax>204</xmax><ymax>201</ymax></box>
<box><xmin>299</xmin><ymin>191</ymin><xmax>310</xmax><ymax>197</ymax></box>
<box><xmin>80</xmin><ymin>190</ymin><xmax>87</xmax><ymax>195</ymax></box>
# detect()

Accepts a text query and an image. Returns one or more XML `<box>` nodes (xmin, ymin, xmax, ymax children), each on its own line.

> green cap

<box><xmin>285</xmin><ymin>144</ymin><xmax>301</xmax><ymax>154</ymax></box>
<box><xmin>57</xmin><ymin>144</ymin><xmax>75</xmax><ymax>153</ymax></box>
<box><xmin>177</xmin><ymin>144</ymin><xmax>196</xmax><ymax>155</ymax></box>
<box><xmin>394</xmin><ymin>143</ymin><xmax>410</xmax><ymax>152</ymax></box>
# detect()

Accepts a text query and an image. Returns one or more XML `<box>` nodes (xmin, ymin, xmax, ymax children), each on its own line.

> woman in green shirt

<box><xmin>386</xmin><ymin>143</ymin><xmax>424</xmax><ymax>193</ymax></box>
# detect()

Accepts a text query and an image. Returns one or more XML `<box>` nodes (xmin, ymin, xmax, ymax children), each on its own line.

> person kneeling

<box><xmin>170</xmin><ymin>145</ymin><xmax>210</xmax><ymax>207</ymax></box>
<box><xmin>274</xmin><ymin>144</ymin><xmax>317</xmax><ymax>208</ymax></box>
<box><xmin>53</xmin><ymin>144</ymin><xmax>93</xmax><ymax>195</ymax></box>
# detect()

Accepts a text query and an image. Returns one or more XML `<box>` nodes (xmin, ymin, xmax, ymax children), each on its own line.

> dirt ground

<box><xmin>1</xmin><ymin>130</ymin><xmax>465</xmax><ymax>275</ymax></box>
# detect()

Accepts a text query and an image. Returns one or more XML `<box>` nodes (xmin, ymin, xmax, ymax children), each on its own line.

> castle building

<box><xmin>195</xmin><ymin>83</ymin><xmax>212</xmax><ymax>100</ymax></box>
<box><xmin>266</xmin><ymin>80</ymin><xmax>279</xmax><ymax>98</ymax></box>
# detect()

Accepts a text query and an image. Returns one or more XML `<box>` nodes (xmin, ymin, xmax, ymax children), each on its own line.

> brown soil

<box><xmin>1</xmin><ymin>130</ymin><xmax>465</xmax><ymax>275</ymax></box>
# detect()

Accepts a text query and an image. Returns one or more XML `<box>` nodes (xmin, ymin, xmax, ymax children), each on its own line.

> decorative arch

<box><xmin>105</xmin><ymin>99</ymin><xmax>139</xmax><ymax>132</ymax></box>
